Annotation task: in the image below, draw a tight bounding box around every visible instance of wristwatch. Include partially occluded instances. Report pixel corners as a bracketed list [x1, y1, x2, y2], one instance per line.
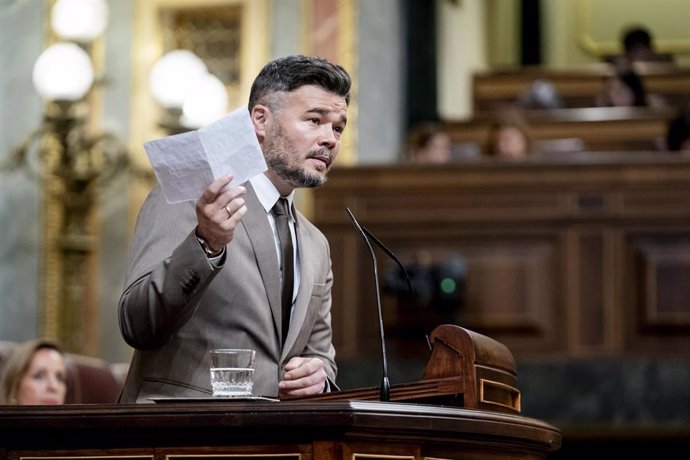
[196, 236, 224, 258]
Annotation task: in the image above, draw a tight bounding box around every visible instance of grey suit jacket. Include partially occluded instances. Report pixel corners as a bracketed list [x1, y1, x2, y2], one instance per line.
[117, 182, 336, 403]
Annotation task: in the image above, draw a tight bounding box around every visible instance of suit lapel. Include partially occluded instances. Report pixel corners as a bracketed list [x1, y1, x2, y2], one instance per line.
[241, 183, 282, 337]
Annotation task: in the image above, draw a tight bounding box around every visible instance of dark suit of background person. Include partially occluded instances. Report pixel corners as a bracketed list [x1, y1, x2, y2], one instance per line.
[117, 55, 351, 403]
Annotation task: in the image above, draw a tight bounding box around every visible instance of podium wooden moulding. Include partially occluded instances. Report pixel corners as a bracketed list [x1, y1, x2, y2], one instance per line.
[298, 324, 521, 414]
[0, 325, 560, 458]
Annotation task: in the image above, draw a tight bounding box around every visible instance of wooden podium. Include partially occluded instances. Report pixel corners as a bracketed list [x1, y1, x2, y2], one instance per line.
[298, 324, 522, 414]
[0, 400, 560, 458]
[0, 324, 560, 458]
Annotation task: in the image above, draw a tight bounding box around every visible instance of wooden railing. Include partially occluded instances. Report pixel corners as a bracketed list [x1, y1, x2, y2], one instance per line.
[472, 63, 690, 113]
[297, 324, 521, 415]
[0, 401, 561, 458]
[444, 106, 679, 154]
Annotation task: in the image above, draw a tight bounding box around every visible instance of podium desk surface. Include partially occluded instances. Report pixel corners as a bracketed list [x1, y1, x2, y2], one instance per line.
[0, 400, 560, 457]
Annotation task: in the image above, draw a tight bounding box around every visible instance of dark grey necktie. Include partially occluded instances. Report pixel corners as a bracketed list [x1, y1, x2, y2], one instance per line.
[273, 198, 294, 344]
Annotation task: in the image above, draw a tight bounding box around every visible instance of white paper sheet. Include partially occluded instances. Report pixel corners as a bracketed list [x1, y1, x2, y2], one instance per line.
[144, 107, 267, 203]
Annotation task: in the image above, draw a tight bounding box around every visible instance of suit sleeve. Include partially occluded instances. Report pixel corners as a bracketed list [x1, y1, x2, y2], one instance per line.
[118, 186, 223, 350]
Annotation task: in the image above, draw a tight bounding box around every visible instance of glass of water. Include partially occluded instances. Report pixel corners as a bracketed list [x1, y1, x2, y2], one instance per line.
[209, 348, 256, 398]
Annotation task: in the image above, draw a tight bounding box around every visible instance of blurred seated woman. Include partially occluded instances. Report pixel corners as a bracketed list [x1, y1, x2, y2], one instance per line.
[486, 112, 534, 160]
[406, 122, 453, 164]
[0, 338, 67, 405]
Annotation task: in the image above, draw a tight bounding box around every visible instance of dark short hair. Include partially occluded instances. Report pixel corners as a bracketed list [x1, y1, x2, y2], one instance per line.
[623, 26, 652, 52]
[248, 55, 351, 110]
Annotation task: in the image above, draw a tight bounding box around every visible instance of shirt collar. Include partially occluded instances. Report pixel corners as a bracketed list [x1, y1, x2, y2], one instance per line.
[249, 173, 295, 215]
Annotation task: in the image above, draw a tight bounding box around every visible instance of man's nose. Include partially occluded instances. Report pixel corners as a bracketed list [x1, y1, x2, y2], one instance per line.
[318, 125, 337, 147]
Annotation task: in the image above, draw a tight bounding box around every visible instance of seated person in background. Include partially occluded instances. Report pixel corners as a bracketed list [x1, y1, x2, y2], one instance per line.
[608, 25, 675, 67]
[596, 68, 666, 108]
[517, 78, 564, 110]
[666, 109, 690, 151]
[486, 112, 534, 160]
[0, 339, 67, 405]
[406, 122, 453, 164]
[596, 68, 647, 107]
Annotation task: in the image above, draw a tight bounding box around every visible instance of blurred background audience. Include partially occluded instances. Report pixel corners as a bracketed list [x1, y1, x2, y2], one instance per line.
[0, 339, 66, 405]
[486, 112, 534, 159]
[405, 122, 453, 164]
[517, 78, 564, 110]
[607, 25, 675, 67]
[595, 68, 665, 108]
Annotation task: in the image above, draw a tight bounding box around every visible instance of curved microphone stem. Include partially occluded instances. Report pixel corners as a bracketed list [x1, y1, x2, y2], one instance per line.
[370, 253, 391, 402]
[346, 208, 390, 402]
[361, 225, 432, 351]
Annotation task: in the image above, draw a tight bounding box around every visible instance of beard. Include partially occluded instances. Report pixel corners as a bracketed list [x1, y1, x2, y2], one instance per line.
[262, 119, 330, 189]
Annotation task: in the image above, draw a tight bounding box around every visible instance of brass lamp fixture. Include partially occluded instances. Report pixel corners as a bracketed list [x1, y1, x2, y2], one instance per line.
[1, 0, 143, 354]
[148, 49, 229, 134]
[2, 1, 230, 353]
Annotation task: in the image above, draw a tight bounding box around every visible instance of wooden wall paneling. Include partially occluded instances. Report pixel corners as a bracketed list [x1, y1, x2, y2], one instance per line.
[343, 441, 419, 459]
[352, 229, 565, 358]
[328, 230, 361, 360]
[575, 229, 607, 352]
[449, 234, 561, 350]
[311, 156, 690, 366]
[320, 188, 568, 360]
[625, 230, 690, 354]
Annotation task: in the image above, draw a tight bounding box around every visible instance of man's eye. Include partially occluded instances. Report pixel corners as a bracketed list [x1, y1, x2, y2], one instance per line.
[309, 118, 320, 124]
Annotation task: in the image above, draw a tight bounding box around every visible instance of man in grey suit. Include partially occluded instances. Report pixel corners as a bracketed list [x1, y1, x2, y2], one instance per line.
[117, 55, 351, 403]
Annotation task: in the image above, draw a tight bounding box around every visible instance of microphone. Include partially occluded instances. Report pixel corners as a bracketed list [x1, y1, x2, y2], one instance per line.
[359, 225, 432, 352]
[345, 207, 390, 402]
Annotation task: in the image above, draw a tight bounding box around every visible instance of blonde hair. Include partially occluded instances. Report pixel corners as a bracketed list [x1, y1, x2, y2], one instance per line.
[0, 339, 64, 404]
[406, 122, 452, 164]
[486, 111, 534, 157]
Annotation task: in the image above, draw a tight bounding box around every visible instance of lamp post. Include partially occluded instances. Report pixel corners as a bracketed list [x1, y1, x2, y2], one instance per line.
[148, 49, 229, 134]
[2, 0, 134, 354]
[3, 3, 229, 353]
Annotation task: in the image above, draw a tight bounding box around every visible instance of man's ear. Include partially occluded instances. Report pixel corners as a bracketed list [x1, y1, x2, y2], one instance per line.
[251, 105, 269, 142]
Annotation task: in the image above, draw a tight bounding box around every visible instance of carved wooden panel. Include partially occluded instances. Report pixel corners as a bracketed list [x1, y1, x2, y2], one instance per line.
[625, 233, 690, 353]
[311, 154, 690, 363]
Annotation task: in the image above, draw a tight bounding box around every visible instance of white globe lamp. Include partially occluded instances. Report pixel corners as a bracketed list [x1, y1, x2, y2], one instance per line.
[149, 50, 208, 109]
[32, 42, 95, 101]
[51, 0, 110, 42]
[181, 73, 229, 128]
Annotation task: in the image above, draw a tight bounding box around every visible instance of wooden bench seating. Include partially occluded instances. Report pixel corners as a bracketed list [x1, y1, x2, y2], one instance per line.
[473, 63, 690, 113]
[444, 106, 680, 154]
